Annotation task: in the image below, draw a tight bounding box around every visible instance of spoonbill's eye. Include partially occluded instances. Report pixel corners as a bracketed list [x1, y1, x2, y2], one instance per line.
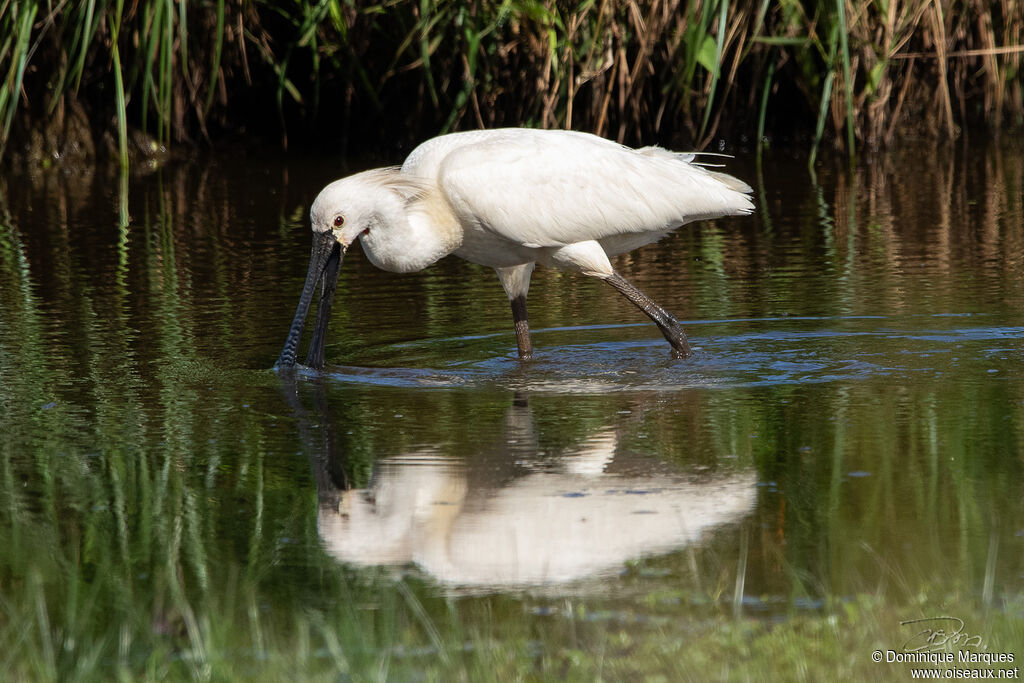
[333, 215, 344, 228]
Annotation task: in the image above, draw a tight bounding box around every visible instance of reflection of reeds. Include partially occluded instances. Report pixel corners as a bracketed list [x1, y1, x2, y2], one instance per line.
[1, 1, 1022, 164]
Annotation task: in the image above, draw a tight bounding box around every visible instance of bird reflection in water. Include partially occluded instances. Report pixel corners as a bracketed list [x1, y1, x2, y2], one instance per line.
[282, 379, 755, 590]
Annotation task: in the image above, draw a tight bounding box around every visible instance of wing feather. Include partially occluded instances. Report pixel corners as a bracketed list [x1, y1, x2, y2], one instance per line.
[433, 130, 753, 249]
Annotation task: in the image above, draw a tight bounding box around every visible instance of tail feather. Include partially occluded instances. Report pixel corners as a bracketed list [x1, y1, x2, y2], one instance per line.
[636, 145, 753, 196]
[703, 169, 753, 195]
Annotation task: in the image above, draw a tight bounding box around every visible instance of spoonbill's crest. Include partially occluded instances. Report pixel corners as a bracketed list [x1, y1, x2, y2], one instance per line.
[277, 128, 753, 369]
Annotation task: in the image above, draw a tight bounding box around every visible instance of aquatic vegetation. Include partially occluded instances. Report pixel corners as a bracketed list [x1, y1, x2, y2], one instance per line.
[0, 0, 1022, 166]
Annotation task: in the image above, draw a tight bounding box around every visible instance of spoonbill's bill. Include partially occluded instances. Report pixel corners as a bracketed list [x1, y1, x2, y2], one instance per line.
[276, 128, 753, 368]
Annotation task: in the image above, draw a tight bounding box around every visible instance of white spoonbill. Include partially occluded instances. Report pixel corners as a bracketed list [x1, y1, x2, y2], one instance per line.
[276, 128, 753, 368]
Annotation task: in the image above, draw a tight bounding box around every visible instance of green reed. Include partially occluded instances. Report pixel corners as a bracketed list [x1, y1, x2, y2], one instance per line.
[0, 2, 37, 149]
[1, 1, 1022, 165]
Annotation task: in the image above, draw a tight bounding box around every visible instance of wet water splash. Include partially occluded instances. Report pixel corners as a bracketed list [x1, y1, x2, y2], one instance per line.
[314, 315, 1024, 392]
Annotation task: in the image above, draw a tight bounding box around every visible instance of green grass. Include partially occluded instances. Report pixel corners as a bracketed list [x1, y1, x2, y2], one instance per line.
[1, 1, 1022, 166]
[2, 548, 1021, 682]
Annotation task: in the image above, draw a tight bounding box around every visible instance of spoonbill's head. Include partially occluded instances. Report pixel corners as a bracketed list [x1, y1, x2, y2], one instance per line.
[310, 174, 396, 247]
[275, 172, 395, 370]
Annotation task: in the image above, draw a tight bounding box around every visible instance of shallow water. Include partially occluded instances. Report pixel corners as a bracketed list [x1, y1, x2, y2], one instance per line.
[1, 142, 1022, 678]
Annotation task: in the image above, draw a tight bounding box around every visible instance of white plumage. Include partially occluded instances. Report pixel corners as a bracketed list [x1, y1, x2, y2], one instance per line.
[277, 128, 753, 368]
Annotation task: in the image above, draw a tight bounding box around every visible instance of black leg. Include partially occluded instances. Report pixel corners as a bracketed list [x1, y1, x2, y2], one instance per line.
[604, 271, 692, 358]
[510, 294, 533, 360]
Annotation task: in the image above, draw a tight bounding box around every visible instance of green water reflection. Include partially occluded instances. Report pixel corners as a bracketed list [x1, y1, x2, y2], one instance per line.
[0, 144, 1022, 679]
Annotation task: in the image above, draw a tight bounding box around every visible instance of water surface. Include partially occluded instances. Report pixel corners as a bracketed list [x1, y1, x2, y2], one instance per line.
[1, 143, 1022, 679]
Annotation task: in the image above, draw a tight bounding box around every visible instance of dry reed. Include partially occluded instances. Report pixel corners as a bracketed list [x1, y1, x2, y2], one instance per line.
[0, 0, 1021, 165]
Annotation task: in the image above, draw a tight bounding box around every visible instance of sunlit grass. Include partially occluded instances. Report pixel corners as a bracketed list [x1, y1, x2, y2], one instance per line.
[1, 1, 1022, 164]
[1, 547, 1020, 682]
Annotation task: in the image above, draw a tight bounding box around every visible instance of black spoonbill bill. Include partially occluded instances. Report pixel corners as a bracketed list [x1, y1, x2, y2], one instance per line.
[276, 128, 753, 368]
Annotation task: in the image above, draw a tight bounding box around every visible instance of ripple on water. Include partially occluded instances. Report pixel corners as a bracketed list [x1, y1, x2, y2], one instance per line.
[316, 315, 1024, 392]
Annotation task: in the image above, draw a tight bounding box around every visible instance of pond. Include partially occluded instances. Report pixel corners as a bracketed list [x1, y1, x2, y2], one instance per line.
[1, 140, 1022, 680]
